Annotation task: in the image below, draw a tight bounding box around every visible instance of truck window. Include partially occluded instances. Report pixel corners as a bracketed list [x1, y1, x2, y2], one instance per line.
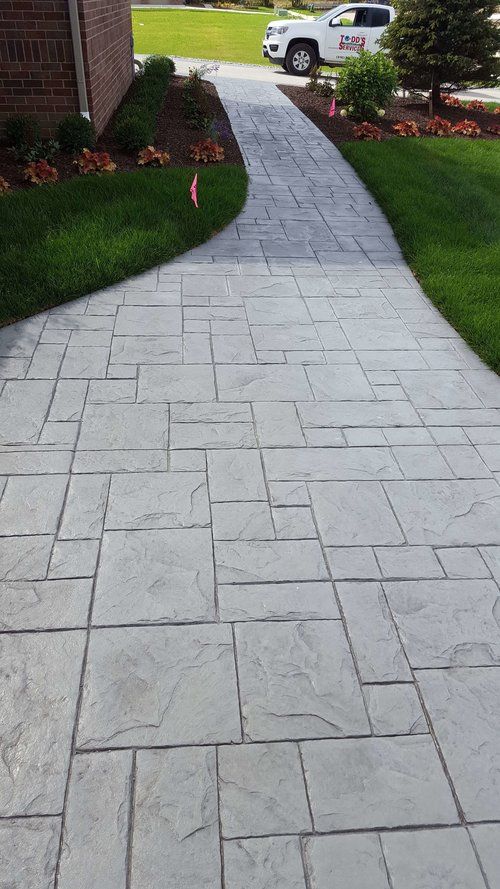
[354, 8, 370, 26]
[330, 9, 366, 27]
[369, 8, 391, 26]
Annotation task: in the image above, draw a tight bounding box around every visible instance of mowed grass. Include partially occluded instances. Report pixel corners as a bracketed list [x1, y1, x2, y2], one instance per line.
[340, 138, 500, 372]
[132, 8, 281, 65]
[0, 166, 247, 326]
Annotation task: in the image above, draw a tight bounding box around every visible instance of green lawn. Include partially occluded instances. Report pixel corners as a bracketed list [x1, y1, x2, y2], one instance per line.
[0, 166, 247, 326]
[340, 138, 500, 372]
[132, 8, 281, 65]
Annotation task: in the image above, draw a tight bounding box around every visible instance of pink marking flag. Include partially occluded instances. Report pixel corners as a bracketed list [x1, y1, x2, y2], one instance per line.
[190, 173, 198, 208]
[328, 97, 336, 118]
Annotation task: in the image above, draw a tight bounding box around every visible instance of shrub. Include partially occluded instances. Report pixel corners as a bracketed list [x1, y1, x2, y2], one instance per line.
[5, 114, 40, 149]
[353, 122, 383, 141]
[114, 112, 154, 152]
[74, 149, 117, 174]
[0, 176, 11, 195]
[466, 99, 486, 112]
[137, 146, 170, 166]
[336, 52, 398, 121]
[113, 55, 174, 150]
[23, 160, 58, 185]
[183, 67, 211, 129]
[306, 66, 335, 98]
[426, 116, 452, 136]
[190, 138, 225, 162]
[392, 120, 420, 137]
[441, 93, 462, 107]
[451, 119, 481, 137]
[57, 113, 96, 153]
[143, 55, 176, 79]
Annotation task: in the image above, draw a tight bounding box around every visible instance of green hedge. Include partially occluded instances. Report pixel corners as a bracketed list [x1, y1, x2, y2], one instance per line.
[113, 55, 175, 151]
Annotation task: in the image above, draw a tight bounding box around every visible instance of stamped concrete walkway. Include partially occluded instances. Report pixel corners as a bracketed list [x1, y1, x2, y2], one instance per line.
[1, 80, 500, 889]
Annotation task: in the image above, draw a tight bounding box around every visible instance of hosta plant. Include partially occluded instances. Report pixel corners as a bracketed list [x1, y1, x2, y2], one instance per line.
[23, 160, 58, 185]
[0, 176, 11, 195]
[137, 146, 170, 166]
[75, 149, 116, 175]
[190, 138, 225, 163]
[392, 120, 420, 137]
[425, 116, 452, 136]
[441, 93, 461, 107]
[466, 99, 486, 112]
[451, 119, 481, 137]
[353, 122, 383, 141]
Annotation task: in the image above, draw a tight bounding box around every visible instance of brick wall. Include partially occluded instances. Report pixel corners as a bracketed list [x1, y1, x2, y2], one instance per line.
[0, 0, 79, 135]
[78, 0, 133, 136]
[0, 0, 133, 137]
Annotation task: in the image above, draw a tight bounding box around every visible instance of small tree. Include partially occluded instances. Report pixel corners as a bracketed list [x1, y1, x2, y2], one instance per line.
[381, 0, 500, 113]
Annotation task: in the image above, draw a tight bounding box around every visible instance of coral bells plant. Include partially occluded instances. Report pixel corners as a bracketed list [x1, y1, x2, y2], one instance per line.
[392, 120, 420, 137]
[75, 149, 116, 175]
[190, 139, 225, 163]
[495, 107, 500, 114]
[451, 119, 481, 137]
[425, 116, 452, 136]
[137, 146, 170, 167]
[353, 122, 383, 141]
[23, 160, 58, 185]
[466, 99, 486, 112]
[0, 176, 11, 195]
[441, 93, 462, 107]
[487, 124, 500, 135]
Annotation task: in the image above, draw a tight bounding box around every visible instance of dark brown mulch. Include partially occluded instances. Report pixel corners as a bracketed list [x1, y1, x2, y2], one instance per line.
[0, 75, 243, 192]
[151, 76, 243, 166]
[279, 85, 500, 144]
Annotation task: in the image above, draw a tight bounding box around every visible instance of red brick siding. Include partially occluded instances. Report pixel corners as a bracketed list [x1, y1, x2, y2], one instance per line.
[0, 0, 133, 137]
[78, 0, 133, 135]
[0, 0, 79, 135]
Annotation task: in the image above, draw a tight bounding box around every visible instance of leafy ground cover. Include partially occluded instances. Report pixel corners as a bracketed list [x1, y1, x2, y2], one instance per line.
[132, 8, 281, 65]
[340, 138, 500, 372]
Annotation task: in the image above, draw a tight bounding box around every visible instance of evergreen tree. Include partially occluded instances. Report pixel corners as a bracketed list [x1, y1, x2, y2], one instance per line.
[381, 0, 500, 109]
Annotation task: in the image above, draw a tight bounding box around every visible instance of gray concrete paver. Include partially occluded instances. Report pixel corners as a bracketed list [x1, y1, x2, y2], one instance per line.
[1, 76, 499, 886]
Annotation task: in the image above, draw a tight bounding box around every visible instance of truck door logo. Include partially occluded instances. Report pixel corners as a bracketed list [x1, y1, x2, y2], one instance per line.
[339, 34, 366, 51]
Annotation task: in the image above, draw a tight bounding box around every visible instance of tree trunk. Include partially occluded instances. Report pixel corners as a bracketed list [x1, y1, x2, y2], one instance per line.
[429, 79, 440, 117]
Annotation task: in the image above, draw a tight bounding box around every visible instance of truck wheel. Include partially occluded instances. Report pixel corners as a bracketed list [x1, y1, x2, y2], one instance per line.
[285, 43, 317, 76]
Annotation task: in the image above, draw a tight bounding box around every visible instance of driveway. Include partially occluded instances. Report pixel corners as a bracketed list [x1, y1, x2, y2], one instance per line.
[1, 79, 499, 888]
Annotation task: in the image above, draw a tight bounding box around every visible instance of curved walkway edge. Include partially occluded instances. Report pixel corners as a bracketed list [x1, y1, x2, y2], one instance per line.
[1, 79, 500, 888]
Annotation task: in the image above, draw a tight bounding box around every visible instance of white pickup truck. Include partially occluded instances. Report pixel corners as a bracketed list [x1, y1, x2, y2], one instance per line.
[262, 3, 395, 76]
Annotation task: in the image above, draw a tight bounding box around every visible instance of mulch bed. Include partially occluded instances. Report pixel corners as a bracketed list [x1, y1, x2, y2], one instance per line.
[0, 75, 243, 192]
[279, 85, 500, 144]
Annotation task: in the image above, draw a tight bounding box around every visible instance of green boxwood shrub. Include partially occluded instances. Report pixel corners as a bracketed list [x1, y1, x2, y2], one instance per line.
[113, 113, 154, 152]
[57, 113, 96, 153]
[336, 51, 398, 121]
[113, 55, 174, 151]
[5, 114, 41, 149]
[143, 55, 176, 78]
